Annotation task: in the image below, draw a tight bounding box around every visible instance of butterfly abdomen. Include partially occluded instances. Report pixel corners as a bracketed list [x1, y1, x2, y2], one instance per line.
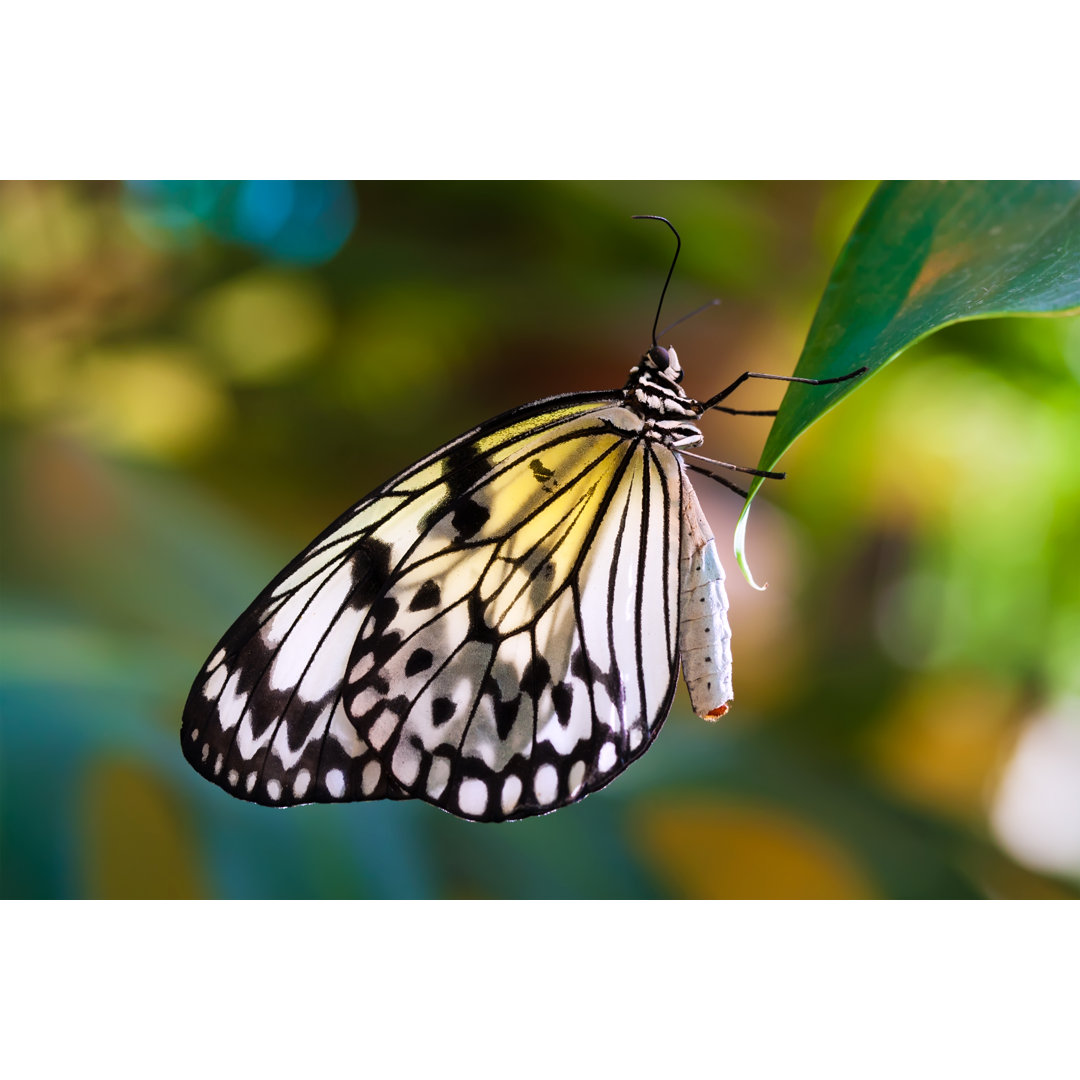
[676, 474, 733, 720]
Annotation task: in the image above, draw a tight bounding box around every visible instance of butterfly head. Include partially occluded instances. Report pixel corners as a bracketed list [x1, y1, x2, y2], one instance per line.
[643, 344, 684, 383]
[625, 344, 701, 441]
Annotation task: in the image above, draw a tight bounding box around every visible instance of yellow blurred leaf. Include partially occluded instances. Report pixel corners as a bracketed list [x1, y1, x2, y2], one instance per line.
[81, 759, 206, 899]
[634, 797, 876, 899]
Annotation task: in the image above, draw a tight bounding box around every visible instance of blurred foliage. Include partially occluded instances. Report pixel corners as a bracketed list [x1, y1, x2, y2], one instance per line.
[1, 180, 1078, 898]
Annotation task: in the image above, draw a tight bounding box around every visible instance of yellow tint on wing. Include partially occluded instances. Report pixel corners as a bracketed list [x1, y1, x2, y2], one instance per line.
[474, 400, 611, 454]
[396, 412, 641, 639]
[476, 432, 635, 634]
[479, 430, 625, 535]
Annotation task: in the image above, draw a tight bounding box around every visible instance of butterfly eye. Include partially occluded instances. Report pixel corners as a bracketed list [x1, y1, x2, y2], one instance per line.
[646, 345, 684, 382]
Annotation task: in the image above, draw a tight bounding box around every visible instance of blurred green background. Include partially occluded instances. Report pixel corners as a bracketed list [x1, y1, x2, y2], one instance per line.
[2, 180, 1078, 898]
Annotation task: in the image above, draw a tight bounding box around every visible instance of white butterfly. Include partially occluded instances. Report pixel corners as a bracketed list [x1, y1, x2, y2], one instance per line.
[181, 217, 852, 821]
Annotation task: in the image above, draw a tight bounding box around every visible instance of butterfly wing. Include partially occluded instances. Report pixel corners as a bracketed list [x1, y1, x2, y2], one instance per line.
[181, 392, 685, 820]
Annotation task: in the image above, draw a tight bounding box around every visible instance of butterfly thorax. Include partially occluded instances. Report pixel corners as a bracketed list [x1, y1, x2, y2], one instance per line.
[624, 345, 704, 449]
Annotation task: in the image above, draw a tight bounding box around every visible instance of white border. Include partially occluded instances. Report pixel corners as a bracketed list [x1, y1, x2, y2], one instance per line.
[3, 902, 1076, 1078]
[4, 3, 1077, 177]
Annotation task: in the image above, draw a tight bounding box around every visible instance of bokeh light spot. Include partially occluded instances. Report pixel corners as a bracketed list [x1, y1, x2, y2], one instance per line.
[868, 675, 1018, 818]
[191, 269, 333, 383]
[63, 344, 229, 461]
[125, 180, 357, 265]
[235, 180, 295, 244]
[991, 703, 1080, 877]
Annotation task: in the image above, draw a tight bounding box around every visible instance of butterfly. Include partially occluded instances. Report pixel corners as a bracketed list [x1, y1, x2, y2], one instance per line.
[181, 216, 858, 821]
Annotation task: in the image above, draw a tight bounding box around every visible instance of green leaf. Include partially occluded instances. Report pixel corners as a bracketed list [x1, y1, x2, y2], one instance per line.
[734, 180, 1080, 588]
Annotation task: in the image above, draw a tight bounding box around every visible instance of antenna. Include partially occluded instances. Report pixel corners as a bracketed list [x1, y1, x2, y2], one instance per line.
[632, 214, 681, 348]
[659, 297, 721, 338]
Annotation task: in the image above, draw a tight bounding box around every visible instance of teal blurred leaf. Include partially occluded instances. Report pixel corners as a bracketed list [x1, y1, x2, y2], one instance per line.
[126, 181, 357, 265]
[736, 180, 1080, 586]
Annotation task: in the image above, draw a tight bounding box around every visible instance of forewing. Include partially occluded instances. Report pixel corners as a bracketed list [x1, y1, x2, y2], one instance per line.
[180, 393, 620, 807]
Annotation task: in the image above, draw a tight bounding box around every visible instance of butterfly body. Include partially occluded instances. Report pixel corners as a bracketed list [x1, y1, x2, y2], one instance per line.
[182, 343, 733, 821]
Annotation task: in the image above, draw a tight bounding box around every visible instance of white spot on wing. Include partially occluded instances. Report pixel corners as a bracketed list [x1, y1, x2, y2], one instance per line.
[235, 712, 276, 761]
[263, 563, 334, 645]
[325, 768, 345, 798]
[293, 769, 311, 799]
[592, 685, 621, 732]
[598, 742, 616, 772]
[368, 707, 398, 750]
[296, 605, 366, 703]
[267, 561, 355, 692]
[349, 685, 382, 719]
[269, 706, 319, 772]
[349, 652, 375, 683]
[205, 648, 226, 673]
[458, 778, 488, 816]
[217, 670, 249, 733]
[537, 685, 591, 754]
[266, 779, 282, 801]
[227, 769, 239, 786]
[361, 760, 381, 795]
[534, 764, 558, 805]
[392, 741, 421, 786]
[202, 665, 227, 700]
[501, 775, 522, 815]
[427, 756, 450, 799]
[568, 760, 586, 796]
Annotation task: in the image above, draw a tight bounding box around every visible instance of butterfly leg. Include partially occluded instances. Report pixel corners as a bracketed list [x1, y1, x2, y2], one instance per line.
[696, 366, 867, 415]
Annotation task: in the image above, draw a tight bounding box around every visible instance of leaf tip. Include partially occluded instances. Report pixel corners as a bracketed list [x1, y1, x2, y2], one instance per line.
[734, 502, 767, 591]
